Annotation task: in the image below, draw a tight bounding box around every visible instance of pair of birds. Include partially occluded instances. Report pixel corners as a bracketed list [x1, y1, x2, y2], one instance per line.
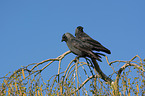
[61, 26, 111, 62]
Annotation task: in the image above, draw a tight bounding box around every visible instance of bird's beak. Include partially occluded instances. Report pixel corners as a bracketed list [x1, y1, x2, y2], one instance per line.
[61, 34, 66, 42]
[61, 38, 64, 42]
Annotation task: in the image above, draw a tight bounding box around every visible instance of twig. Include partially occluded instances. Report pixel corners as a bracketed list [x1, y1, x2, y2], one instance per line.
[72, 75, 97, 93]
[115, 62, 144, 94]
[30, 50, 71, 71]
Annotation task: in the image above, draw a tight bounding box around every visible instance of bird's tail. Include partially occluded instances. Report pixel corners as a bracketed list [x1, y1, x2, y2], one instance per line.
[101, 48, 111, 54]
[87, 51, 103, 62]
[93, 53, 102, 62]
[93, 46, 111, 54]
[95, 53, 106, 57]
[91, 58, 114, 84]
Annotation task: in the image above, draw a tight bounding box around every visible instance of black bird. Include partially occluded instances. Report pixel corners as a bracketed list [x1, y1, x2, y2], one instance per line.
[61, 32, 102, 62]
[75, 26, 111, 54]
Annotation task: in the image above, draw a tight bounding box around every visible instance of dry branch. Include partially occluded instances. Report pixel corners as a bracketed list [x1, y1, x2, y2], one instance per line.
[91, 58, 114, 84]
[0, 51, 144, 96]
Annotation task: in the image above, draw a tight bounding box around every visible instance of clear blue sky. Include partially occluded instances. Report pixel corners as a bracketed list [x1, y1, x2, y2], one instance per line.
[0, 0, 144, 87]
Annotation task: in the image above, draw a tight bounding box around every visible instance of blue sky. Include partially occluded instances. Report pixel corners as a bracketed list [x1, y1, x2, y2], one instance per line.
[0, 0, 144, 90]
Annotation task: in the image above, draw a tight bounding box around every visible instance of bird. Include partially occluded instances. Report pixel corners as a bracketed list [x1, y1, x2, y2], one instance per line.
[74, 28, 113, 83]
[75, 26, 111, 54]
[61, 32, 102, 62]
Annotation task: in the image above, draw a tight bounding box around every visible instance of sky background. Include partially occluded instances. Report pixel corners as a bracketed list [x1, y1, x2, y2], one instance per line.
[0, 0, 145, 93]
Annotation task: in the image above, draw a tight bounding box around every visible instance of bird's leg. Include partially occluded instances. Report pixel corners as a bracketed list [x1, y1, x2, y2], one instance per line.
[74, 56, 80, 63]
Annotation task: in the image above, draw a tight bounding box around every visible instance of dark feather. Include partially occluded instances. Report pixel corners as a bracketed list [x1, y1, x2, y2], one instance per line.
[62, 32, 102, 62]
[75, 26, 111, 54]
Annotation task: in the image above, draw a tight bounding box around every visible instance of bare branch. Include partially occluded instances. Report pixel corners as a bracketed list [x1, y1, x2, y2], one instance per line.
[91, 58, 114, 84]
[73, 75, 98, 93]
[114, 62, 144, 95]
[30, 50, 71, 71]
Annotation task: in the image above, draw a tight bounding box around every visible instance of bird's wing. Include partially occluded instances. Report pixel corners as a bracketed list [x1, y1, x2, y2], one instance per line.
[82, 38, 111, 54]
[70, 38, 102, 61]
[71, 38, 91, 51]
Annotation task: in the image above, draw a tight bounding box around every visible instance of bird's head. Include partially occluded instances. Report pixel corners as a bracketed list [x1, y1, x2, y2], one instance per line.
[75, 26, 84, 37]
[61, 32, 74, 42]
[61, 33, 67, 42]
[77, 26, 84, 32]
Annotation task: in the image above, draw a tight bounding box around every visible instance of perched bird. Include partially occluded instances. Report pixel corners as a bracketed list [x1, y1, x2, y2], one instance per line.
[75, 26, 111, 54]
[61, 32, 102, 62]
[74, 27, 113, 83]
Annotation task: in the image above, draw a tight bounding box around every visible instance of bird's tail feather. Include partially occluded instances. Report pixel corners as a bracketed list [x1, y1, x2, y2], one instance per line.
[93, 47, 111, 54]
[93, 53, 102, 62]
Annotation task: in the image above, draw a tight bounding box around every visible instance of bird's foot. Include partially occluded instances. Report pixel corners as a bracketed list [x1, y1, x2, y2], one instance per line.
[74, 56, 80, 63]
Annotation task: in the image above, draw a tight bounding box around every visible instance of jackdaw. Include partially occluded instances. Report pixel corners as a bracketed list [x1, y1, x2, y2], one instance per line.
[75, 26, 111, 54]
[61, 32, 102, 62]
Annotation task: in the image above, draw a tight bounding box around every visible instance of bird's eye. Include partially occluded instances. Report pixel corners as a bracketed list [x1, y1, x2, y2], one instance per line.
[62, 35, 68, 40]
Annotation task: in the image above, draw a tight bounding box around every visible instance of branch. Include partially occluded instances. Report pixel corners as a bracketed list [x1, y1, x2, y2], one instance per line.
[115, 62, 144, 94]
[73, 75, 98, 93]
[91, 58, 114, 84]
[30, 50, 71, 71]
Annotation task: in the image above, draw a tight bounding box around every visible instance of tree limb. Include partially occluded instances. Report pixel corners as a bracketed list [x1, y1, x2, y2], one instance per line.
[91, 58, 114, 84]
